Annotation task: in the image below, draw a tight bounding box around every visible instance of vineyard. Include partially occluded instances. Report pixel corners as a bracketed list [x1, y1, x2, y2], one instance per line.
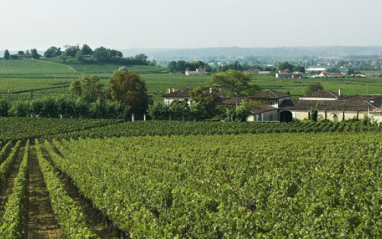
[0, 118, 382, 237]
[0, 117, 381, 142]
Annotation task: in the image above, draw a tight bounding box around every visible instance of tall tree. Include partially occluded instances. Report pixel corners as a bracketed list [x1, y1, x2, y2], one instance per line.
[3, 49, 10, 60]
[44, 46, 61, 57]
[93, 47, 110, 62]
[277, 61, 293, 72]
[69, 75, 104, 103]
[211, 70, 254, 97]
[30, 48, 40, 59]
[64, 45, 80, 57]
[81, 44, 92, 55]
[168, 61, 178, 73]
[108, 71, 149, 115]
[190, 86, 216, 119]
[305, 82, 324, 95]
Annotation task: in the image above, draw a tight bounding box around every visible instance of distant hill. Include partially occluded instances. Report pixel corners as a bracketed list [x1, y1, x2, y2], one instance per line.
[121, 46, 382, 61]
[2, 46, 382, 61]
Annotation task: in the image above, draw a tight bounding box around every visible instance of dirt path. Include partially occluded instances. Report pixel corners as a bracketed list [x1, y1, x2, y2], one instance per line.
[40, 144, 121, 239]
[25, 146, 63, 239]
[0, 146, 24, 217]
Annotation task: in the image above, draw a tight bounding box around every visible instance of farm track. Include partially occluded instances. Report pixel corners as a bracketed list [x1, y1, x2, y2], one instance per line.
[0, 146, 24, 217]
[40, 145, 119, 239]
[26, 146, 63, 239]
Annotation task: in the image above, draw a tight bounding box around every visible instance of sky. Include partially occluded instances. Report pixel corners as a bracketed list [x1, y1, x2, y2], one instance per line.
[1, 0, 381, 51]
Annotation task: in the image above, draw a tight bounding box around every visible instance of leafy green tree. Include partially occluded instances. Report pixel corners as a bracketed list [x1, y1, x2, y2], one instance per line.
[8, 101, 29, 117]
[81, 44, 92, 55]
[177, 60, 187, 73]
[134, 53, 148, 64]
[74, 98, 90, 118]
[64, 45, 80, 57]
[189, 102, 205, 121]
[169, 100, 189, 121]
[327, 66, 340, 73]
[277, 61, 294, 72]
[211, 70, 254, 97]
[168, 61, 178, 73]
[76, 51, 84, 62]
[235, 99, 251, 122]
[3, 49, 10, 60]
[56, 97, 75, 118]
[292, 65, 305, 73]
[69, 75, 104, 103]
[30, 48, 40, 59]
[93, 47, 110, 62]
[40, 97, 58, 117]
[347, 68, 355, 75]
[190, 86, 216, 119]
[108, 71, 149, 115]
[59, 52, 68, 63]
[44, 46, 61, 57]
[305, 82, 324, 95]
[148, 101, 170, 120]
[0, 99, 10, 116]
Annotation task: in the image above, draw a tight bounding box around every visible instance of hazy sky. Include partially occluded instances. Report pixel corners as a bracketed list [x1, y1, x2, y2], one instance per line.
[1, 0, 381, 51]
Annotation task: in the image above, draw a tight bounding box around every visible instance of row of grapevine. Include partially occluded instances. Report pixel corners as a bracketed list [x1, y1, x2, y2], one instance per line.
[0, 141, 29, 238]
[0, 118, 381, 141]
[0, 141, 21, 190]
[0, 117, 122, 142]
[45, 140, 148, 238]
[0, 141, 13, 163]
[35, 140, 98, 239]
[50, 133, 382, 238]
[57, 121, 382, 139]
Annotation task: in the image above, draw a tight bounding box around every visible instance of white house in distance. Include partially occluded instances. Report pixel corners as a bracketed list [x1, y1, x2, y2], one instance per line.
[185, 68, 208, 76]
[162, 88, 194, 105]
[275, 71, 304, 79]
[312, 72, 345, 78]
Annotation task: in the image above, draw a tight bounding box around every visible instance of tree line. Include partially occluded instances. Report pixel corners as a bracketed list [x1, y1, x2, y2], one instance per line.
[45, 44, 156, 65]
[3, 49, 41, 60]
[0, 70, 151, 120]
[0, 97, 130, 119]
[3, 44, 156, 66]
[167, 60, 255, 73]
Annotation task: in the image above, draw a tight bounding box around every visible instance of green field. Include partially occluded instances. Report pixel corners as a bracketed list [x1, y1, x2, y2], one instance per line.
[1, 58, 382, 102]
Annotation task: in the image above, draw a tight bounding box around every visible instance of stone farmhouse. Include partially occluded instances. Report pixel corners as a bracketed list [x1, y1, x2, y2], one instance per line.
[162, 88, 382, 122]
[162, 88, 194, 105]
[280, 90, 382, 122]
